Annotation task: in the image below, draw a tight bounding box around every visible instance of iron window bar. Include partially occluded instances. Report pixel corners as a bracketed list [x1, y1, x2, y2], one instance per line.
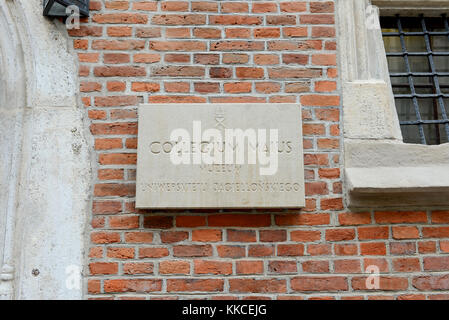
[387, 52, 449, 56]
[390, 72, 449, 77]
[383, 31, 449, 36]
[381, 15, 449, 145]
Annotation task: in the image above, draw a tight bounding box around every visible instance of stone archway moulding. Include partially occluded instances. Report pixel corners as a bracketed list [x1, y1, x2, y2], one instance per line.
[0, 0, 91, 300]
[337, 0, 449, 208]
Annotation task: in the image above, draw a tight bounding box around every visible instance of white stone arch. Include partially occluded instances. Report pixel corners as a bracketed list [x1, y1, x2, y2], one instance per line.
[0, 0, 91, 299]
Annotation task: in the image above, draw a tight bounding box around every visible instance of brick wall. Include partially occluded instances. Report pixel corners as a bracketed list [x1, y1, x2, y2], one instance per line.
[71, 0, 449, 300]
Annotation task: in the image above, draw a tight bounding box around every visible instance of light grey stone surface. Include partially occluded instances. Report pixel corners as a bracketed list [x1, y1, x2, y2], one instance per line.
[337, 0, 449, 209]
[136, 104, 305, 208]
[0, 0, 91, 300]
[372, 0, 449, 16]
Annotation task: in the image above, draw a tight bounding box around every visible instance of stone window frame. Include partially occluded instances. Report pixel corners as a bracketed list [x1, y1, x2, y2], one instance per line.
[337, 0, 449, 209]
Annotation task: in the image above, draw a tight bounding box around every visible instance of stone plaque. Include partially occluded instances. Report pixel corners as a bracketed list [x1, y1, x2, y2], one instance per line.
[136, 104, 305, 208]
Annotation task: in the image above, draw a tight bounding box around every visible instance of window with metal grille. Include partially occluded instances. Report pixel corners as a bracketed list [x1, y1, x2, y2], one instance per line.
[380, 15, 449, 145]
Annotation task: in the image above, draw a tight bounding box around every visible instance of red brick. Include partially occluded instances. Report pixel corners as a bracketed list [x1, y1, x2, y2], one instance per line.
[254, 27, 281, 38]
[143, 216, 173, 229]
[413, 275, 449, 290]
[192, 229, 222, 242]
[90, 262, 118, 275]
[123, 263, 154, 275]
[194, 82, 220, 93]
[224, 82, 252, 93]
[173, 245, 213, 257]
[109, 215, 139, 229]
[441, 241, 449, 253]
[194, 260, 232, 275]
[283, 27, 308, 37]
[300, 95, 340, 106]
[163, 82, 190, 93]
[252, 3, 278, 13]
[94, 66, 146, 77]
[150, 41, 206, 51]
[209, 214, 271, 227]
[275, 213, 330, 226]
[302, 260, 329, 273]
[165, 53, 190, 62]
[374, 211, 428, 224]
[422, 227, 449, 238]
[139, 247, 169, 258]
[269, 261, 297, 274]
[418, 241, 436, 254]
[393, 258, 421, 272]
[229, 279, 286, 293]
[91, 232, 120, 244]
[361, 242, 387, 256]
[432, 211, 449, 223]
[291, 277, 348, 292]
[307, 244, 332, 256]
[93, 201, 122, 214]
[94, 183, 136, 197]
[267, 15, 297, 25]
[210, 15, 262, 25]
[211, 41, 264, 51]
[88, 280, 101, 294]
[227, 229, 257, 242]
[310, 1, 335, 13]
[159, 261, 190, 275]
[424, 257, 449, 271]
[160, 231, 189, 243]
[125, 232, 154, 244]
[392, 226, 420, 240]
[153, 66, 204, 77]
[217, 245, 246, 258]
[254, 54, 279, 65]
[390, 242, 416, 255]
[334, 260, 361, 273]
[191, 1, 218, 12]
[280, 2, 307, 12]
[236, 67, 264, 79]
[133, 53, 160, 63]
[269, 68, 322, 79]
[312, 53, 337, 66]
[104, 279, 162, 293]
[152, 14, 206, 25]
[326, 229, 355, 241]
[277, 244, 304, 256]
[167, 279, 224, 292]
[226, 28, 250, 40]
[236, 261, 264, 274]
[259, 230, 287, 242]
[290, 230, 321, 242]
[161, 1, 189, 11]
[221, 2, 248, 13]
[175, 216, 206, 227]
[352, 277, 408, 291]
[249, 245, 275, 257]
[209, 67, 232, 79]
[107, 247, 135, 259]
[364, 258, 389, 272]
[300, 14, 335, 25]
[131, 82, 160, 92]
[358, 227, 389, 240]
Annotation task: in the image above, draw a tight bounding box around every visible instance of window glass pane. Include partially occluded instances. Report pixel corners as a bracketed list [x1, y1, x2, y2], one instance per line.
[386, 56, 406, 72]
[381, 16, 449, 145]
[396, 99, 417, 122]
[400, 125, 422, 144]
